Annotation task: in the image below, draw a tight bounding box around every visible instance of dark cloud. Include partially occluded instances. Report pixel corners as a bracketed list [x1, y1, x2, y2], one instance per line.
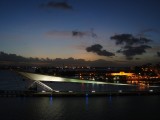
[72, 30, 87, 37]
[111, 33, 153, 60]
[110, 34, 152, 46]
[46, 29, 97, 38]
[86, 44, 115, 57]
[72, 29, 97, 38]
[118, 45, 152, 60]
[41, 1, 73, 10]
[157, 52, 160, 57]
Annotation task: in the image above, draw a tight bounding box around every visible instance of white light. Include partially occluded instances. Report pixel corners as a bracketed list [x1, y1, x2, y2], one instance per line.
[149, 89, 153, 92]
[55, 91, 60, 93]
[42, 90, 46, 93]
[92, 90, 96, 93]
[69, 91, 73, 93]
[118, 90, 122, 93]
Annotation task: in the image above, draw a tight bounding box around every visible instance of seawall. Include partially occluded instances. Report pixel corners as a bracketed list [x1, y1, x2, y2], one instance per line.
[0, 90, 160, 97]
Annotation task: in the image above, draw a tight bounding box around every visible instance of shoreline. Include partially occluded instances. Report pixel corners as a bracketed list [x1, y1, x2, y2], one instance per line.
[0, 90, 160, 97]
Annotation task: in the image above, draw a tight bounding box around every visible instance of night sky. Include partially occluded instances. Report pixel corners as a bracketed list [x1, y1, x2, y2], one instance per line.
[0, 0, 160, 66]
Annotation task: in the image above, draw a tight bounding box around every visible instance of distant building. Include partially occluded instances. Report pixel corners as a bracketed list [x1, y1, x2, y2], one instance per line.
[111, 71, 135, 77]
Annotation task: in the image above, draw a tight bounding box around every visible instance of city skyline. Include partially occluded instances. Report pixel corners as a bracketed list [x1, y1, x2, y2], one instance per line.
[0, 0, 160, 66]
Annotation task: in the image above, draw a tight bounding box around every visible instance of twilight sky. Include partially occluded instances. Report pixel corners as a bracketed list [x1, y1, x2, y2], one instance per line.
[0, 0, 160, 66]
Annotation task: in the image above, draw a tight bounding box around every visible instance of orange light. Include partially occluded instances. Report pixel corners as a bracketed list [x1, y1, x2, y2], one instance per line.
[111, 71, 134, 77]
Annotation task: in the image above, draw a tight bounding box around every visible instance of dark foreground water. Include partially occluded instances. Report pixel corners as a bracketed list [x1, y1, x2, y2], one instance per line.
[0, 96, 160, 120]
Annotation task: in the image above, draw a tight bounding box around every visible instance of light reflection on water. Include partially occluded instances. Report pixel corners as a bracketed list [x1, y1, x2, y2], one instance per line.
[0, 96, 160, 120]
[85, 95, 89, 111]
[109, 95, 112, 102]
[49, 96, 53, 105]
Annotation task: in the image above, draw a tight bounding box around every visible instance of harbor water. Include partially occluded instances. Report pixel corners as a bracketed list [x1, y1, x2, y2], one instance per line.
[0, 96, 160, 120]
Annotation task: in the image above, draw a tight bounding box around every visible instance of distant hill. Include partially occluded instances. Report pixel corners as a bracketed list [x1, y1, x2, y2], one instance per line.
[0, 51, 118, 67]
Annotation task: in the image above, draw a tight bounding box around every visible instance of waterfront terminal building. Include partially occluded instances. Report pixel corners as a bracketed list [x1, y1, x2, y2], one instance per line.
[0, 70, 159, 94]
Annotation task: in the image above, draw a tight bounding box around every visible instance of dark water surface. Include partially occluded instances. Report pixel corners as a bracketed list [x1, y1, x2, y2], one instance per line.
[0, 96, 160, 120]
